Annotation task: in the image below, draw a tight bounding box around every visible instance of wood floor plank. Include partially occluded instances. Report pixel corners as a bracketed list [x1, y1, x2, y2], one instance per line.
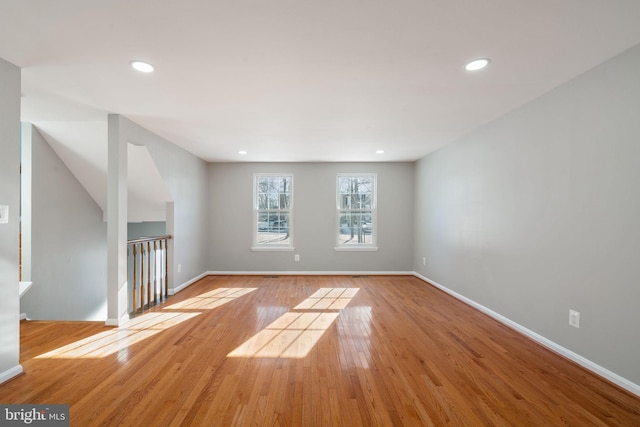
[1, 275, 639, 426]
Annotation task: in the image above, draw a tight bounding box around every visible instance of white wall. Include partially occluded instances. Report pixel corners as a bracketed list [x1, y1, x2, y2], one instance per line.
[209, 162, 414, 272]
[414, 44, 640, 387]
[0, 57, 21, 383]
[20, 125, 107, 320]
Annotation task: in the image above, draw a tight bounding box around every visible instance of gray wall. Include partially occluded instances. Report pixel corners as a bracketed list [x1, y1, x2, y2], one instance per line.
[114, 116, 209, 288]
[209, 162, 414, 272]
[414, 44, 640, 385]
[0, 57, 21, 382]
[20, 125, 108, 320]
[20, 123, 33, 282]
[128, 222, 166, 240]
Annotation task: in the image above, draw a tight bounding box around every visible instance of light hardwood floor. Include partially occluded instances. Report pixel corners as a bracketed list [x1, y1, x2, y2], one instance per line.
[1, 275, 639, 426]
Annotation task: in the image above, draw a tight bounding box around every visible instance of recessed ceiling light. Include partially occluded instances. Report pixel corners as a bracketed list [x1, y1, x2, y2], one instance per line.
[130, 60, 155, 73]
[376, 150, 385, 154]
[465, 58, 490, 71]
[238, 150, 247, 155]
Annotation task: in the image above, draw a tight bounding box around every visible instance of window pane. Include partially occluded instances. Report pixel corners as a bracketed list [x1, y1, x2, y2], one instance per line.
[338, 211, 372, 245]
[279, 177, 291, 193]
[353, 193, 363, 209]
[269, 212, 279, 229]
[269, 177, 279, 193]
[339, 193, 349, 209]
[258, 193, 268, 209]
[257, 211, 290, 245]
[357, 177, 371, 191]
[257, 178, 269, 193]
[268, 194, 279, 209]
[360, 193, 371, 209]
[258, 212, 270, 232]
[280, 193, 290, 209]
[338, 177, 350, 193]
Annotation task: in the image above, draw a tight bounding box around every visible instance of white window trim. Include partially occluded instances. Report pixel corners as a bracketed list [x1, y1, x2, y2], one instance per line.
[251, 246, 295, 252]
[251, 173, 294, 251]
[334, 173, 378, 251]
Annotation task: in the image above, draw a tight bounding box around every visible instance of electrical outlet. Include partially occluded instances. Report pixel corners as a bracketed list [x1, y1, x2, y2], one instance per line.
[294, 254, 300, 262]
[569, 309, 580, 328]
[178, 263, 182, 273]
[422, 257, 426, 265]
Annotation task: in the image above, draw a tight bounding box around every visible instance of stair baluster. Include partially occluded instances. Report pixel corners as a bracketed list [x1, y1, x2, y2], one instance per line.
[127, 235, 172, 315]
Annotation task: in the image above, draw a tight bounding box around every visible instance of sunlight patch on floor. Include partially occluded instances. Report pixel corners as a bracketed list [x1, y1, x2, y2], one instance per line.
[34, 287, 259, 359]
[164, 287, 257, 310]
[294, 288, 359, 310]
[228, 312, 339, 358]
[35, 312, 200, 359]
[229, 287, 359, 358]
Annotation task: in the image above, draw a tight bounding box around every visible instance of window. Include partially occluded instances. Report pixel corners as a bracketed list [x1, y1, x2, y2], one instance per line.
[253, 174, 293, 250]
[336, 174, 377, 250]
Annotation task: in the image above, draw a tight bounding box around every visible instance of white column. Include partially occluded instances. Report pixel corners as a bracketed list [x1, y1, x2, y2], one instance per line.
[106, 114, 129, 326]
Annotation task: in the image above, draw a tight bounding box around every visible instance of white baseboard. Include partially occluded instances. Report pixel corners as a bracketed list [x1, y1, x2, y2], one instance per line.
[170, 272, 210, 295]
[19, 313, 28, 321]
[105, 313, 130, 327]
[205, 271, 414, 276]
[0, 364, 23, 385]
[413, 272, 640, 398]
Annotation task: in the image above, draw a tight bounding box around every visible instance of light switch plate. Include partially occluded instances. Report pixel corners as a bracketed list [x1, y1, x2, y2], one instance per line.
[569, 309, 580, 328]
[0, 205, 8, 224]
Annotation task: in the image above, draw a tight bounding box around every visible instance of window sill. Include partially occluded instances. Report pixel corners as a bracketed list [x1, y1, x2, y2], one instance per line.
[251, 246, 295, 252]
[333, 246, 379, 252]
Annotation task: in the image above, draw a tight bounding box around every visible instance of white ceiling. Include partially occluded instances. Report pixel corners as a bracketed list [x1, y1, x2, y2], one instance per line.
[2, 0, 640, 164]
